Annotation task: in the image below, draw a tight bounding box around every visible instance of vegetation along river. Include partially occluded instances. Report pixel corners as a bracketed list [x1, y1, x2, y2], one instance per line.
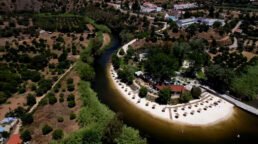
[93, 34, 258, 144]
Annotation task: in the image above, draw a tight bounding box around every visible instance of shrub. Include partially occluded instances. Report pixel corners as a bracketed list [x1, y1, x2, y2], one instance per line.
[139, 87, 148, 98]
[59, 97, 64, 103]
[180, 91, 193, 103]
[52, 129, 63, 140]
[42, 124, 53, 135]
[26, 94, 36, 106]
[57, 116, 64, 122]
[21, 130, 31, 142]
[39, 97, 48, 106]
[1, 131, 9, 138]
[68, 101, 75, 108]
[48, 95, 57, 105]
[156, 88, 171, 104]
[191, 87, 201, 99]
[70, 113, 76, 120]
[67, 94, 75, 101]
[67, 84, 75, 91]
[67, 78, 74, 84]
[119, 49, 125, 55]
[21, 113, 34, 125]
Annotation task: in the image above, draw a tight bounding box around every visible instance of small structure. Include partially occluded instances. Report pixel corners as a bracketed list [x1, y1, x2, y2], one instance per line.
[135, 71, 144, 77]
[141, 2, 162, 13]
[0, 126, 5, 133]
[174, 3, 198, 10]
[198, 18, 225, 26]
[164, 13, 178, 21]
[176, 17, 225, 28]
[39, 30, 46, 34]
[7, 134, 22, 144]
[0, 117, 16, 124]
[176, 17, 197, 28]
[182, 60, 193, 69]
[156, 85, 186, 95]
[139, 53, 148, 61]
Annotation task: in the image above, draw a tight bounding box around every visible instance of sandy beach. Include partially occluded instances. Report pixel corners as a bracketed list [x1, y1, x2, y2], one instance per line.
[109, 65, 234, 126]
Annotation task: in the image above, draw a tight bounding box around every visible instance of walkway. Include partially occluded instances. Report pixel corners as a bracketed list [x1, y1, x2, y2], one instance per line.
[117, 39, 138, 57]
[231, 21, 242, 34]
[155, 22, 169, 37]
[201, 86, 258, 116]
[229, 37, 238, 49]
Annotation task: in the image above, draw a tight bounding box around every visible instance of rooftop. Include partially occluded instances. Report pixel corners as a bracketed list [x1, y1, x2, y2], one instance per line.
[156, 85, 186, 92]
[7, 134, 22, 144]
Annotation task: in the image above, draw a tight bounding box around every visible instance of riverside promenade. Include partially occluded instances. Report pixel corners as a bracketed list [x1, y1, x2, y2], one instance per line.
[201, 86, 258, 116]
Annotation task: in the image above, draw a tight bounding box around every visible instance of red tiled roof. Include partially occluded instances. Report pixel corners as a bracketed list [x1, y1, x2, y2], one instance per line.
[7, 134, 22, 144]
[156, 85, 186, 92]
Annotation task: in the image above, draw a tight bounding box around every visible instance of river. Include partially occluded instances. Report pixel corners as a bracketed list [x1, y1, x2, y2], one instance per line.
[93, 34, 258, 144]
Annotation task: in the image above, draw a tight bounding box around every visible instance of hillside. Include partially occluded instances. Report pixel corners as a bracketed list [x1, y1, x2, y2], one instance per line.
[0, 0, 87, 13]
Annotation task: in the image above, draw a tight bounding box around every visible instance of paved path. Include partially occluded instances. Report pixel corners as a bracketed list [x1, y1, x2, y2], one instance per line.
[117, 39, 138, 57]
[232, 21, 242, 34]
[201, 86, 258, 116]
[155, 22, 169, 37]
[229, 37, 238, 49]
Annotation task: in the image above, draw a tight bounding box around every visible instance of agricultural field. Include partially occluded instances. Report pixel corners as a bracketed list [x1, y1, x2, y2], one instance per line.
[33, 14, 87, 32]
[23, 70, 82, 144]
[0, 14, 101, 120]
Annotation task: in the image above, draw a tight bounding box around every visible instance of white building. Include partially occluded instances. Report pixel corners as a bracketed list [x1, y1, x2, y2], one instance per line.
[174, 3, 198, 10]
[141, 2, 162, 13]
[176, 17, 197, 28]
[200, 18, 225, 26]
[176, 17, 225, 28]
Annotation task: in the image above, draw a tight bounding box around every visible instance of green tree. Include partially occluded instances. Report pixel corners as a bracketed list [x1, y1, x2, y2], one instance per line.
[67, 94, 75, 101]
[68, 101, 76, 108]
[231, 64, 258, 100]
[101, 114, 123, 144]
[26, 94, 36, 106]
[76, 61, 95, 81]
[132, 0, 141, 11]
[180, 91, 193, 103]
[21, 130, 32, 142]
[21, 113, 34, 125]
[117, 66, 135, 84]
[139, 87, 148, 98]
[42, 124, 53, 135]
[205, 64, 235, 92]
[145, 52, 179, 81]
[156, 88, 171, 104]
[70, 113, 76, 120]
[48, 93, 57, 105]
[191, 87, 202, 99]
[1, 131, 9, 138]
[52, 129, 64, 140]
[115, 126, 147, 144]
[186, 23, 198, 36]
[213, 21, 222, 29]
[112, 54, 122, 69]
